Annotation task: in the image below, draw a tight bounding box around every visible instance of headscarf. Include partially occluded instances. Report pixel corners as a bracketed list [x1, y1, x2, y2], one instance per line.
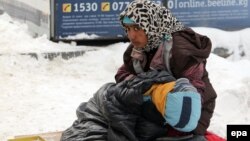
[120, 0, 184, 51]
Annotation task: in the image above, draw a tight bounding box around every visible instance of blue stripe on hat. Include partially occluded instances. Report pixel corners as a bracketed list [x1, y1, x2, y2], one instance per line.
[122, 16, 135, 24]
[165, 92, 183, 126]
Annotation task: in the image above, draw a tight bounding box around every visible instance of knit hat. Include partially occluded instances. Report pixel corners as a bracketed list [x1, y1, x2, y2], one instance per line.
[165, 91, 201, 132]
[144, 78, 201, 132]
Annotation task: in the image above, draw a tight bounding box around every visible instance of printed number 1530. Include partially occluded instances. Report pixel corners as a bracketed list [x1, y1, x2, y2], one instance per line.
[73, 2, 130, 12]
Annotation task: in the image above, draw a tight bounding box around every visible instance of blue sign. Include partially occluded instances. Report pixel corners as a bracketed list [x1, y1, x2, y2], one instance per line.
[53, 0, 161, 40]
[167, 0, 250, 29]
[53, 0, 250, 40]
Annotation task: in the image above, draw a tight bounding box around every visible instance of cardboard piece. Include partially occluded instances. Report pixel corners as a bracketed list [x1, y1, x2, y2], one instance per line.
[8, 131, 62, 141]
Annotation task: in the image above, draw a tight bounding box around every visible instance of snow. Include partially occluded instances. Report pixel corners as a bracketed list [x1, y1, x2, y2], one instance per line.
[1, 12, 250, 140]
[192, 27, 250, 61]
[60, 32, 100, 40]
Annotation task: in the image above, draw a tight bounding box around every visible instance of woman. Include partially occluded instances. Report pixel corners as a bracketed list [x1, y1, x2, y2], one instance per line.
[115, 0, 217, 140]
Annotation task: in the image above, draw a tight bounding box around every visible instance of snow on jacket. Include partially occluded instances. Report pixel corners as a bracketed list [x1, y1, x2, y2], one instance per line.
[61, 70, 176, 141]
[115, 27, 217, 135]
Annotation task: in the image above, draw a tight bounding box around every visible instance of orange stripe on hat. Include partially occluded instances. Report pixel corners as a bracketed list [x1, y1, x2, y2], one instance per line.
[144, 82, 176, 116]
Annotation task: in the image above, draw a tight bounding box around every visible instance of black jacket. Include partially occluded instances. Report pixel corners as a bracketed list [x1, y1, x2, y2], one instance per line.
[61, 70, 175, 141]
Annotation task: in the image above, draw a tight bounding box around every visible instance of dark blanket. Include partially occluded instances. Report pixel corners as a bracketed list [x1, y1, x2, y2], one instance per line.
[61, 70, 175, 141]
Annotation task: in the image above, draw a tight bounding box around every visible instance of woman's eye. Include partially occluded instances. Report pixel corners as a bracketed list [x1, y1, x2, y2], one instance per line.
[134, 27, 140, 31]
[125, 27, 130, 31]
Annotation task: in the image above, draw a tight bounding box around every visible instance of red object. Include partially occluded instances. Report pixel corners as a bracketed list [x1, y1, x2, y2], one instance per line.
[205, 131, 226, 141]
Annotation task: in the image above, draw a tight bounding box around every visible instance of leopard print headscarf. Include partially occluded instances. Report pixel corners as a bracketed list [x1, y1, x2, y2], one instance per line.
[120, 0, 184, 51]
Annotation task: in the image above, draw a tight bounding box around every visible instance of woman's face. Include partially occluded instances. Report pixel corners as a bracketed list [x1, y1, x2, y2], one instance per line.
[124, 24, 148, 48]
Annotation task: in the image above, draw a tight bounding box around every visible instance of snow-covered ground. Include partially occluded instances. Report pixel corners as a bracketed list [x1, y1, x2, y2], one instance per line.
[0, 13, 250, 140]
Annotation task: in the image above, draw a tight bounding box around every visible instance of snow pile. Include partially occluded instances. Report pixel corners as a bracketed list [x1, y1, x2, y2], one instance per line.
[1, 13, 250, 140]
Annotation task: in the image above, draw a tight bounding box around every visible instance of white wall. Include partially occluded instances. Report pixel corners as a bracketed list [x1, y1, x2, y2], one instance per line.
[0, 0, 51, 38]
[0, 0, 50, 13]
